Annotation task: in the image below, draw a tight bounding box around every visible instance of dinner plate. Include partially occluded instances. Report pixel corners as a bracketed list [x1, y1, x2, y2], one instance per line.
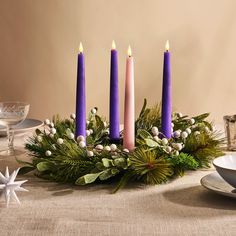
[0, 118, 43, 136]
[201, 172, 236, 199]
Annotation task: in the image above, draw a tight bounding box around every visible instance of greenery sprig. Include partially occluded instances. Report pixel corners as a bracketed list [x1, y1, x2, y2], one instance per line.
[20, 99, 224, 192]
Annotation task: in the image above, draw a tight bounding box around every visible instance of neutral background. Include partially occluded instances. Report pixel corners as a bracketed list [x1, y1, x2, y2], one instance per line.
[0, 0, 235, 124]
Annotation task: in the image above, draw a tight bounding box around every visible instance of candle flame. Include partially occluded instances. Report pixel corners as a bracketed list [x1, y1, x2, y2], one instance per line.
[79, 42, 83, 53]
[112, 40, 116, 50]
[127, 45, 132, 57]
[165, 40, 170, 51]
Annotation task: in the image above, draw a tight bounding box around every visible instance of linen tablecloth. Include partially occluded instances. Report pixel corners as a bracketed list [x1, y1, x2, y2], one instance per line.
[0, 133, 236, 236]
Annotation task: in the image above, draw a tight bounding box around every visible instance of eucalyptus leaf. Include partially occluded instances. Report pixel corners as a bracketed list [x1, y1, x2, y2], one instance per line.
[76, 172, 102, 185]
[111, 168, 119, 175]
[37, 162, 54, 172]
[99, 169, 112, 180]
[137, 129, 152, 139]
[96, 162, 105, 171]
[102, 158, 114, 168]
[99, 168, 119, 180]
[114, 158, 127, 168]
[145, 138, 158, 148]
[193, 113, 209, 121]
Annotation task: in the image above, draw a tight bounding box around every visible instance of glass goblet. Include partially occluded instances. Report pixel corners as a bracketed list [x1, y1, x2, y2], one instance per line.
[0, 102, 30, 156]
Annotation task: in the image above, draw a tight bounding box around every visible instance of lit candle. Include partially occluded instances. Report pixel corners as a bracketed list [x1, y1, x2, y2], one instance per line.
[75, 42, 86, 139]
[161, 40, 172, 138]
[109, 40, 120, 142]
[123, 46, 135, 150]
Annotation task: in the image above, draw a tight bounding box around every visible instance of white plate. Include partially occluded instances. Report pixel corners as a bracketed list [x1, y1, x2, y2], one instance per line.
[201, 172, 236, 199]
[0, 118, 43, 136]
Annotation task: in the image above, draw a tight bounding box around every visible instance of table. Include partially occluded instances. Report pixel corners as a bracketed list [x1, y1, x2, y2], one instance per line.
[0, 133, 236, 236]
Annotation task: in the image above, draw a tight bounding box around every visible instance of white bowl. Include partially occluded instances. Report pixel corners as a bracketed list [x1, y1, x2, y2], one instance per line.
[213, 155, 236, 188]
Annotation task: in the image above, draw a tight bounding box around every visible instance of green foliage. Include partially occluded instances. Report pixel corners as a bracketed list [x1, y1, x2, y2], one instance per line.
[169, 153, 199, 176]
[129, 148, 173, 184]
[22, 99, 224, 193]
[76, 172, 103, 185]
[183, 132, 224, 168]
[135, 99, 161, 132]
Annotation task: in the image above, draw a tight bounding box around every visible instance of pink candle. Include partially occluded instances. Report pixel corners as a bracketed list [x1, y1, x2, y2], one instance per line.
[123, 46, 135, 151]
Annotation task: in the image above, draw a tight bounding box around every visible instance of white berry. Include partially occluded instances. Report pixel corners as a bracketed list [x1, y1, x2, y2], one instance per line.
[68, 133, 75, 139]
[44, 119, 50, 125]
[186, 128, 191, 135]
[45, 150, 52, 156]
[86, 130, 91, 136]
[153, 136, 159, 142]
[194, 131, 200, 136]
[104, 146, 111, 151]
[96, 144, 103, 150]
[79, 141, 86, 148]
[151, 126, 159, 136]
[57, 138, 64, 145]
[181, 131, 188, 139]
[89, 129, 93, 134]
[174, 151, 180, 156]
[173, 130, 181, 138]
[49, 133, 54, 138]
[70, 113, 76, 119]
[66, 128, 71, 134]
[86, 120, 90, 125]
[37, 135, 43, 142]
[110, 144, 117, 151]
[173, 143, 183, 151]
[77, 135, 85, 142]
[87, 150, 94, 157]
[190, 118, 195, 125]
[165, 146, 172, 153]
[177, 112, 183, 118]
[162, 138, 168, 145]
[51, 128, 56, 134]
[91, 108, 97, 114]
[49, 122, 54, 128]
[123, 148, 129, 153]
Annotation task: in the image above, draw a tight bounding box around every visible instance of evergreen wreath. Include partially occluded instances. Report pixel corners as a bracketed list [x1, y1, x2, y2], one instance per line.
[19, 99, 224, 192]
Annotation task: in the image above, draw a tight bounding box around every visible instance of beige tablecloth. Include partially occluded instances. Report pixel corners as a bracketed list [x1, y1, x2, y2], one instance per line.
[0, 133, 236, 236]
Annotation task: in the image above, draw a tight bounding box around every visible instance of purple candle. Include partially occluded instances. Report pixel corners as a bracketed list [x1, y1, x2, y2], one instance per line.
[161, 40, 172, 139]
[75, 42, 86, 139]
[109, 40, 120, 141]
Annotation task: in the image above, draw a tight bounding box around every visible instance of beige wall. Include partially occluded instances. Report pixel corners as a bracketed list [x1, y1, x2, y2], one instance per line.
[0, 0, 236, 124]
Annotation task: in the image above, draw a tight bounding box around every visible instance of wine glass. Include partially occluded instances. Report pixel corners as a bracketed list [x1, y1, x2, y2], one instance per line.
[0, 102, 30, 156]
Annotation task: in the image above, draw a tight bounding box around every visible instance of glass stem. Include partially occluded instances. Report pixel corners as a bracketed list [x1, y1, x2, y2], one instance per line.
[6, 125, 14, 155]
